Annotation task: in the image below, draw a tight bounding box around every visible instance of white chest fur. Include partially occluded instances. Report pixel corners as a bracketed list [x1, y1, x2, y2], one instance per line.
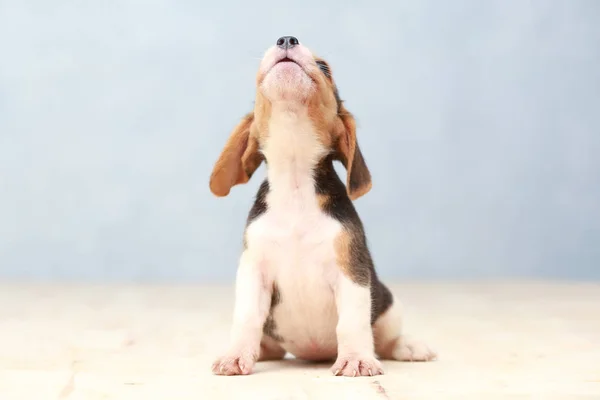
[244, 106, 343, 359]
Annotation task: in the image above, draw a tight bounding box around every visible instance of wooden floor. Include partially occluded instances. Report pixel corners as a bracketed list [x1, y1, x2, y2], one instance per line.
[0, 282, 599, 399]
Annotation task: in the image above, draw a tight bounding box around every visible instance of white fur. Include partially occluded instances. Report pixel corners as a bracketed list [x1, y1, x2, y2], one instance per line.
[210, 250, 271, 376]
[329, 273, 383, 376]
[246, 104, 344, 360]
[334, 274, 375, 356]
[229, 250, 270, 346]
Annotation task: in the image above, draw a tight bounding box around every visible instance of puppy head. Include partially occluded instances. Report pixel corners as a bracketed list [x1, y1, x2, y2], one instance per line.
[209, 36, 371, 200]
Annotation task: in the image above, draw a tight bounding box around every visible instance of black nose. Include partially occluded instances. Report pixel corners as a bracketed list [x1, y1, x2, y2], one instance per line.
[276, 36, 299, 50]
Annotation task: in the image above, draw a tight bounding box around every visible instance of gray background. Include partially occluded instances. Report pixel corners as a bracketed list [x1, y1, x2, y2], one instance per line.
[1, 1, 599, 282]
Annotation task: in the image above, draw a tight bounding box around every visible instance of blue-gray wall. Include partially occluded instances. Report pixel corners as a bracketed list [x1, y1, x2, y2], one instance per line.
[1, 1, 599, 282]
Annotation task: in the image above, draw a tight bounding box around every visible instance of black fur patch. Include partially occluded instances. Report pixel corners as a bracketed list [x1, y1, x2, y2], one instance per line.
[314, 155, 393, 324]
[263, 283, 284, 341]
[316, 60, 331, 79]
[243, 180, 269, 248]
[246, 180, 269, 226]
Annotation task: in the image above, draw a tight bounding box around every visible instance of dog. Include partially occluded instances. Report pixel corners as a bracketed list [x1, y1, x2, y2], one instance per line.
[209, 36, 436, 377]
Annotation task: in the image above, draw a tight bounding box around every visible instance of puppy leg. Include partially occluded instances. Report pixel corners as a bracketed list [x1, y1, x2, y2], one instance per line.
[330, 275, 384, 377]
[258, 336, 286, 361]
[212, 251, 271, 375]
[373, 297, 437, 362]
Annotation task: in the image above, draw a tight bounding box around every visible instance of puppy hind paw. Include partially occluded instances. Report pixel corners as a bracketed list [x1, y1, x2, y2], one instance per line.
[212, 349, 258, 376]
[397, 338, 437, 362]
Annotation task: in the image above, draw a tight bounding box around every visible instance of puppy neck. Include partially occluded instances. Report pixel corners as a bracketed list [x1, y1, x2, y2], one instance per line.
[261, 103, 328, 201]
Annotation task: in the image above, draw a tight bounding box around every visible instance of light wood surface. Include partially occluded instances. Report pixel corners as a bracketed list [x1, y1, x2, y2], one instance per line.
[1, 282, 599, 399]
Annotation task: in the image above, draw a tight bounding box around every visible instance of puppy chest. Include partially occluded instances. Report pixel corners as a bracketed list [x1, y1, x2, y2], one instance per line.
[247, 208, 342, 267]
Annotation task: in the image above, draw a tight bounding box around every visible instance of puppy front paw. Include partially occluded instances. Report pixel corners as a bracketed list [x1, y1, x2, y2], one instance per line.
[211, 348, 258, 376]
[331, 353, 384, 377]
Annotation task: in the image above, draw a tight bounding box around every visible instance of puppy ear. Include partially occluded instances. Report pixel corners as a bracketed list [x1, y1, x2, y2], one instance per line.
[209, 112, 263, 197]
[335, 105, 372, 200]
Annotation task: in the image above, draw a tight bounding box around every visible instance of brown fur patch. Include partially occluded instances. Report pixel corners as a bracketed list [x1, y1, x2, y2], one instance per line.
[316, 193, 330, 209]
[305, 64, 339, 149]
[305, 54, 373, 201]
[334, 229, 370, 286]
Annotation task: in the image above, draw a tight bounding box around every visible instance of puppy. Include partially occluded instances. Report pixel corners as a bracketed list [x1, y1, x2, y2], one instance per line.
[209, 36, 436, 377]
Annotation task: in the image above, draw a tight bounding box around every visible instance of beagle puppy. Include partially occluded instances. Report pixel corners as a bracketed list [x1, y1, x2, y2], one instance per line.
[209, 36, 436, 377]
